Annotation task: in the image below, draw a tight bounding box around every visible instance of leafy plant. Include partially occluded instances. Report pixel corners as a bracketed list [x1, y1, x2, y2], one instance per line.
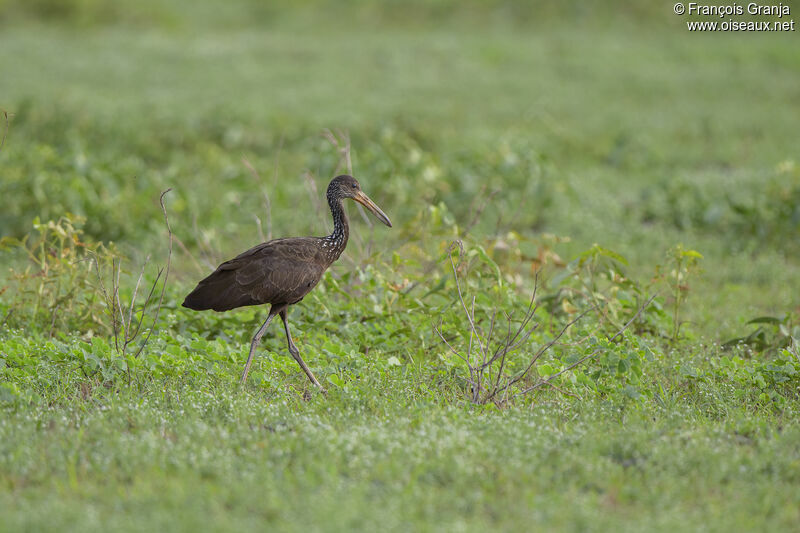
[723, 313, 800, 354]
[90, 189, 174, 383]
[639, 162, 800, 250]
[0, 191, 173, 385]
[435, 240, 654, 405]
[0, 214, 121, 336]
[545, 243, 667, 339]
[652, 244, 703, 342]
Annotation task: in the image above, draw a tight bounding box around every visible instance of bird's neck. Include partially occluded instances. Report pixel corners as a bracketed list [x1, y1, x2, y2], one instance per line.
[323, 195, 349, 260]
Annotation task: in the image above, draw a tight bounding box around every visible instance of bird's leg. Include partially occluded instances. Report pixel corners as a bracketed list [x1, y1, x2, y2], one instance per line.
[280, 309, 325, 392]
[240, 306, 279, 384]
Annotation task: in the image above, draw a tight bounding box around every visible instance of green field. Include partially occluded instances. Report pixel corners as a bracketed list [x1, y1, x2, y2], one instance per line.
[1, 1, 799, 531]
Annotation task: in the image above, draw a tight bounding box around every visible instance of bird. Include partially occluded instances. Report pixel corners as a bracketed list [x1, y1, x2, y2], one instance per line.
[182, 174, 392, 390]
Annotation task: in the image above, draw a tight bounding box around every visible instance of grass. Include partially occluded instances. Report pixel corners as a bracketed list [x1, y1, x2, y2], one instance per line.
[2, 329, 799, 531]
[2, 382, 799, 532]
[1, 1, 800, 530]
[2, 15, 797, 335]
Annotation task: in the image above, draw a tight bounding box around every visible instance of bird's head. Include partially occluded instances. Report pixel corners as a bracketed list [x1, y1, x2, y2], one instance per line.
[329, 175, 392, 227]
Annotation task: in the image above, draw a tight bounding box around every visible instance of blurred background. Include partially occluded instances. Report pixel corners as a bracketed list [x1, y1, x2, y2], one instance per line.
[1, 0, 798, 339]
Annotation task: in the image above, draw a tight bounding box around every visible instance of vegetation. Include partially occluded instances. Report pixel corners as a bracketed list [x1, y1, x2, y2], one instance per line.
[1, 1, 799, 531]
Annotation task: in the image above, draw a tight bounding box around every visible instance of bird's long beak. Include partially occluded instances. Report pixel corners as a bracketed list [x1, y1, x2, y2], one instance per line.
[353, 191, 392, 227]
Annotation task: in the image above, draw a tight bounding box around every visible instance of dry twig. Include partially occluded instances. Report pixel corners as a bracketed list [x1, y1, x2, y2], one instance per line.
[132, 189, 173, 359]
[89, 189, 173, 376]
[0, 109, 9, 153]
[242, 155, 273, 242]
[436, 239, 655, 405]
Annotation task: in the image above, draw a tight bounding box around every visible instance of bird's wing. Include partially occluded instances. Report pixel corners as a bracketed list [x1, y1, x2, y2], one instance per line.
[223, 239, 327, 305]
[183, 238, 328, 311]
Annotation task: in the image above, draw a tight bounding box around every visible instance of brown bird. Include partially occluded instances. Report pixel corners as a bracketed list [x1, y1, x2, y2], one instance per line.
[182, 175, 392, 389]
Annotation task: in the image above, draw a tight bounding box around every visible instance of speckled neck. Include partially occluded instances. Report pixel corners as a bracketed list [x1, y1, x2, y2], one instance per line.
[321, 191, 349, 262]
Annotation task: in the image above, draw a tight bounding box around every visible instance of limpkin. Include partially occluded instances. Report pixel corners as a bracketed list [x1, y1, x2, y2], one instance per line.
[182, 175, 392, 389]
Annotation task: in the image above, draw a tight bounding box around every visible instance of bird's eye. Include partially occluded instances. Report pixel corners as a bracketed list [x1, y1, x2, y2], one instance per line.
[351, 183, 357, 189]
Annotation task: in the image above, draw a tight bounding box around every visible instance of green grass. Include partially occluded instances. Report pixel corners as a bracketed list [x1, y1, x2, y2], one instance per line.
[2, 326, 799, 532]
[1, 1, 800, 530]
[2, 382, 799, 532]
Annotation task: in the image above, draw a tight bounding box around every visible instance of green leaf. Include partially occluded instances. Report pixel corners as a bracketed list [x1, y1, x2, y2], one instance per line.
[472, 245, 503, 285]
[581, 244, 629, 265]
[327, 374, 344, 388]
[550, 265, 576, 287]
[596, 246, 629, 265]
[642, 345, 656, 361]
[0, 236, 23, 250]
[681, 249, 703, 259]
[746, 316, 781, 325]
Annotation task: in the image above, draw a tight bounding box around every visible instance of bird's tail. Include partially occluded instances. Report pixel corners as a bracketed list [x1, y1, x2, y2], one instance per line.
[182, 269, 256, 312]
